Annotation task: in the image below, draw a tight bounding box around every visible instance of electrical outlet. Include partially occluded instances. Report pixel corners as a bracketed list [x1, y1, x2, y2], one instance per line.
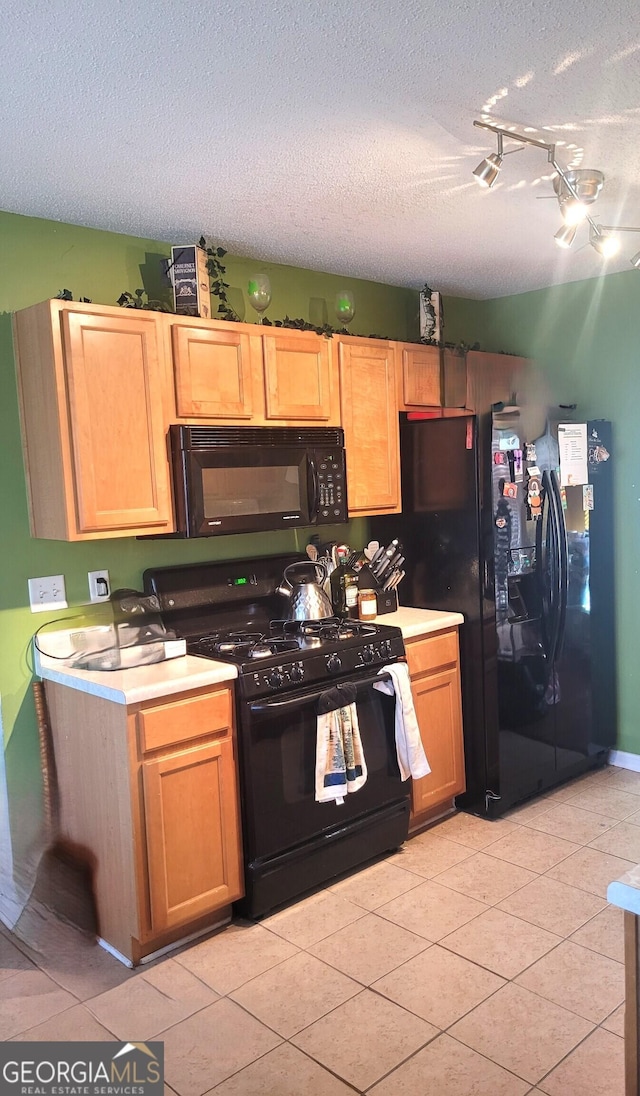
[88, 569, 111, 602]
[28, 575, 68, 613]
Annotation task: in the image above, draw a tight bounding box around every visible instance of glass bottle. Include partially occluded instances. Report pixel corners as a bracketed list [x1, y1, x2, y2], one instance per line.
[330, 547, 359, 618]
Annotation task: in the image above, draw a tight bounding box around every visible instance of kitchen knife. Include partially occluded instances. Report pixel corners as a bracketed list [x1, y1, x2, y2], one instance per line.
[368, 545, 387, 570]
[371, 540, 400, 579]
[374, 551, 404, 584]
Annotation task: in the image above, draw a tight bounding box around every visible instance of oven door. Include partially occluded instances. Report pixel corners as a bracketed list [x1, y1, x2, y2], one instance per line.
[181, 443, 314, 536]
[238, 670, 409, 864]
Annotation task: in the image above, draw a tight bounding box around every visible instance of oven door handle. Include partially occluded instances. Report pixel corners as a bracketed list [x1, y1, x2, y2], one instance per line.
[249, 671, 392, 714]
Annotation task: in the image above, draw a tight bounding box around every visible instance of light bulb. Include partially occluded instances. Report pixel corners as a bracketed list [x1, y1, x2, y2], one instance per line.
[560, 197, 588, 225]
[591, 233, 620, 259]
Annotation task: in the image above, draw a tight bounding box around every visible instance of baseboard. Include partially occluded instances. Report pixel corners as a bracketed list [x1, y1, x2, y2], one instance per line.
[609, 750, 640, 772]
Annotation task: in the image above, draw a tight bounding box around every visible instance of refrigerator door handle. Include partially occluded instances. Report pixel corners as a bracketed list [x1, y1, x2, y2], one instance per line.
[538, 473, 557, 662]
[543, 468, 564, 667]
[549, 469, 569, 659]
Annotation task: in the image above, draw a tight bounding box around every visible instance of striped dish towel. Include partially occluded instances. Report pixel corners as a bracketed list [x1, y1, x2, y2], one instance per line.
[315, 683, 368, 804]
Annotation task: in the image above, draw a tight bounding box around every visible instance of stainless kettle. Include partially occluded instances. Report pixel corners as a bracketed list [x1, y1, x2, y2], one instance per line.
[276, 562, 334, 620]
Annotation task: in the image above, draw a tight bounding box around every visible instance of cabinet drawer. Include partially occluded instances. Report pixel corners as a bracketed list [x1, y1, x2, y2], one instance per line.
[405, 630, 458, 676]
[138, 689, 233, 753]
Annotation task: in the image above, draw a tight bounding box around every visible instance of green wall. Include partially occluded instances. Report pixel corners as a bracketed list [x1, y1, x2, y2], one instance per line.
[0, 209, 419, 880]
[446, 272, 640, 755]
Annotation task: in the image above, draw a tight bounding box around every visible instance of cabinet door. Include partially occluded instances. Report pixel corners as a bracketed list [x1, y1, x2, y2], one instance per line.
[410, 666, 465, 816]
[398, 344, 442, 408]
[142, 737, 243, 932]
[172, 323, 255, 419]
[338, 339, 401, 514]
[62, 309, 172, 534]
[262, 330, 333, 421]
[465, 351, 529, 413]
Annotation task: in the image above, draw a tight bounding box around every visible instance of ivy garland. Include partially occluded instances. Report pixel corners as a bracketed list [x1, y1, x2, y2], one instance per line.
[63, 240, 478, 351]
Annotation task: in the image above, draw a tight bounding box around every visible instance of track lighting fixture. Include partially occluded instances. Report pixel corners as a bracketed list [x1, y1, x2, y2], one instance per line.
[589, 227, 620, 259]
[591, 225, 640, 264]
[472, 133, 503, 188]
[554, 223, 577, 249]
[472, 119, 640, 269]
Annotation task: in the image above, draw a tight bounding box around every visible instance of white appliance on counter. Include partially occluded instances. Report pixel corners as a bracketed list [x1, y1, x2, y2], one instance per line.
[34, 590, 186, 672]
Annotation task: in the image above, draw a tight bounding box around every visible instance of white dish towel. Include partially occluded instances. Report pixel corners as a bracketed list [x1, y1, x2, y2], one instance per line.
[373, 662, 431, 781]
[315, 683, 368, 805]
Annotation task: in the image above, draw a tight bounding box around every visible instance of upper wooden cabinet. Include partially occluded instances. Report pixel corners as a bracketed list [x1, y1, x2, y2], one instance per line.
[338, 336, 401, 516]
[168, 316, 338, 426]
[171, 321, 257, 419]
[397, 343, 442, 409]
[13, 300, 174, 540]
[465, 350, 529, 413]
[262, 329, 333, 421]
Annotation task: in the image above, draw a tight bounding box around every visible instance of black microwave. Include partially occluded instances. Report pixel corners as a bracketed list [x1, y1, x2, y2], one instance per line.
[170, 425, 349, 537]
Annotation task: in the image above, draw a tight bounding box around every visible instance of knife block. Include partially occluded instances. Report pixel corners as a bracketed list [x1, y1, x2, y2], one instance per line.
[357, 564, 399, 616]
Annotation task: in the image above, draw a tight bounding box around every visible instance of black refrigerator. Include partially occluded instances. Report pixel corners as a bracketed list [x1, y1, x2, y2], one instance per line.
[375, 411, 616, 818]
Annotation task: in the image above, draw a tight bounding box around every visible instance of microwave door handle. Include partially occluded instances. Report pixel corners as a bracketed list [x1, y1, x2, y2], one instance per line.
[249, 671, 392, 715]
[308, 454, 320, 514]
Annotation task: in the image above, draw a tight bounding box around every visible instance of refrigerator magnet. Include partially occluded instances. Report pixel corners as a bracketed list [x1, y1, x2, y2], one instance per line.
[503, 481, 519, 499]
[527, 473, 542, 518]
[583, 484, 594, 510]
[525, 442, 537, 462]
[513, 450, 524, 481]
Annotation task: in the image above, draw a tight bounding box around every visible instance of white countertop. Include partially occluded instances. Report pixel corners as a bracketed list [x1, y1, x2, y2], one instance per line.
[607, 864, 640, 915]
[35, 648, 237, 705]
[380, 606, 464, 637]
[34, 605, 462, 705]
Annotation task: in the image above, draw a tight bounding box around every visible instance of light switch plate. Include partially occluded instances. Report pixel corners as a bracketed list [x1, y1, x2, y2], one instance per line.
[28, 575, 68, 613]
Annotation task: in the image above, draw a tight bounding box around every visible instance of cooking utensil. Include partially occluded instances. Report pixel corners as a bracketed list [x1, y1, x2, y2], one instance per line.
[306, 544, 319, 562]
[276, 561, 334, 620]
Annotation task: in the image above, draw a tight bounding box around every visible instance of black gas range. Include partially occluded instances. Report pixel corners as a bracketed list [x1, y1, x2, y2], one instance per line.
[144, 553, 410, 918]
[187, 617, 406, 700]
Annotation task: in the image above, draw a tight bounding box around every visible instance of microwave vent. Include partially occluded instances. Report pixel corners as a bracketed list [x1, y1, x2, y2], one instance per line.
[174, 425, 345, 449]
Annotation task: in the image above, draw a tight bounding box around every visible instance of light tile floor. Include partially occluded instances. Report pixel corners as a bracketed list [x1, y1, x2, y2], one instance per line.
[2, 763, 637, 1094]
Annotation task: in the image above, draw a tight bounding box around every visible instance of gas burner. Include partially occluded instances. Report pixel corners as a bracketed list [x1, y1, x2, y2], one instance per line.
[336, 621, 377, 640]
[293, 619, 378, 643]
[249, 639, 300, 659]
[217, 631, 264, 653]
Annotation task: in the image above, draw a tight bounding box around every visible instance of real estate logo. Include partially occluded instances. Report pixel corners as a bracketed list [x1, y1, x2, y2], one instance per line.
[0, 1041, 164, 1095]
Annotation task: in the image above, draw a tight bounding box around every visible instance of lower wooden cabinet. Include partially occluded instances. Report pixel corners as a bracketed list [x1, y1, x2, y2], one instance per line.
[142, 736, 242, 933]
[405, 628, 465, 822]
[45, 681, 243, 965]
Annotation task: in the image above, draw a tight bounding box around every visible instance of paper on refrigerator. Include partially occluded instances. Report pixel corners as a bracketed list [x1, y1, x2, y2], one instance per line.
[558, 423, 588, 487]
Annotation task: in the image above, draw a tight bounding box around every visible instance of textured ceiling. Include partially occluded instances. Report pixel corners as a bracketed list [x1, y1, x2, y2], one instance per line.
[2, 1, 640, 298]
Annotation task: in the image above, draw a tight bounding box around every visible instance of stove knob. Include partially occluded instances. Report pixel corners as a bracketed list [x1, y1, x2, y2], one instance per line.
[326, 653, 342, 674]
[290, 664, 304, 682]
[361, 647, 374, 664]
[266, 670, 283, 689]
